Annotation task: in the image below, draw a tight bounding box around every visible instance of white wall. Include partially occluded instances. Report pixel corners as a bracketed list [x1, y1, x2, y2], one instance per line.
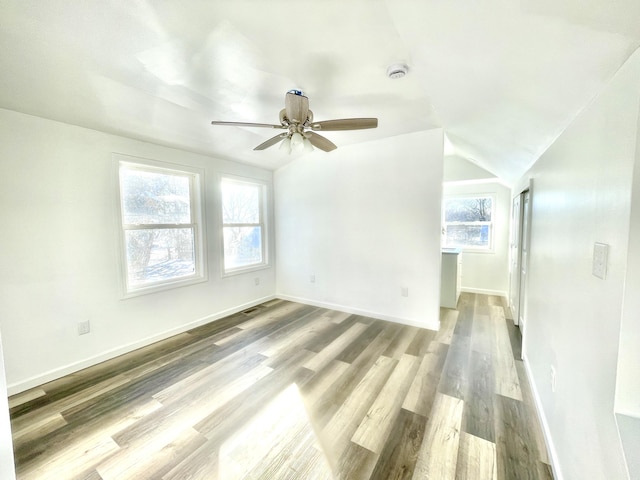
[614, 83, 640, 478]
[517, 49, 640, 480]
[616, 84, 640, 414]
[443, 155, 497, 182]
[442, 181, 511, 296]
[0, 109, 276, 393]
[617, 131, 640, 413]
[275, 130, 443, 329]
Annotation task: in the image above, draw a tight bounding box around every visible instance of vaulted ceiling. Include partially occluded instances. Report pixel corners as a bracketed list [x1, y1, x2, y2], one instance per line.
[2, 1, 639, 184]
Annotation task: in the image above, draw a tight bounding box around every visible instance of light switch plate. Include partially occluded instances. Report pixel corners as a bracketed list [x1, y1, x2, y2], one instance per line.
[592, 242, 608, 279]
[78, 320, 90, 335]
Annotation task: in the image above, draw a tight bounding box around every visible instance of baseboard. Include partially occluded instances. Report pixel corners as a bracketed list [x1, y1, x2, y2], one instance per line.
[460, 287, 508, 297]
[7, 295, 276, 396]
[275, 294, 440, 331]
[522, 353, 564, 480]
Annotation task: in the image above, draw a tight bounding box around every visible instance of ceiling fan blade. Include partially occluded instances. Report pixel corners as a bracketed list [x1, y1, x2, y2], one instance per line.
[253, 133, 287, 151]
[211, 121, 285, 129]
[307, 132, 337, 152]
[285, 92, 309, 124]
[310, 118, 378, 131]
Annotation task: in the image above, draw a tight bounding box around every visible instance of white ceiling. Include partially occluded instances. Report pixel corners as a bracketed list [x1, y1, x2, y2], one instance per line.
[1, 0, 639, 184]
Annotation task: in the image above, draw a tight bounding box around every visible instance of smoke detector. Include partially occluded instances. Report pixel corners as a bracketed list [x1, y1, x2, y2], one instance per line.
[387, 64, 409, 79]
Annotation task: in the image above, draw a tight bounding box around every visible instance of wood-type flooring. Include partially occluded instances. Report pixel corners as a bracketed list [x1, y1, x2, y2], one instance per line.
[9, 293, 554, 479]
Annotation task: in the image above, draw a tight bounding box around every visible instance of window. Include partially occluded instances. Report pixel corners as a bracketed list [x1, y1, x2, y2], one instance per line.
[117, 156, 205, 295]
[221, 176, 267, 274]
[443, 195, 494, 251]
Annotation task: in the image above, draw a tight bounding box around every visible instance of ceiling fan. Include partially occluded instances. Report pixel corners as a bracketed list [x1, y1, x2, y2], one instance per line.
[211, 90, 378, 153]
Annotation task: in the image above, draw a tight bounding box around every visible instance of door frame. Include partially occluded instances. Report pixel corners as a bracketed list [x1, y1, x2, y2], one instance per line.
[509, 180, 533, 348]
[0, 327, 16, 480]
[509, 193, 523, 326]
[518, 189, 531, 335]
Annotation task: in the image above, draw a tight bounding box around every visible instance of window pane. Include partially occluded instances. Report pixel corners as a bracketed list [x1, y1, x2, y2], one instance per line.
[223, 226, 263, 269]
[445, 224, 490, 248]
[125, 228, 195, 286]
[444, 197, 492, 222]
[120, 168, 191, 224]
[221, 181, 260, 224]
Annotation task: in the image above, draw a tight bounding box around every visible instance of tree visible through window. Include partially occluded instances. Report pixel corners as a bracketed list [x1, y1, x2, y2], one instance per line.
[118, 159, 204, 294]
[221, 177, 266, 272]
[443, 195, 494, 250]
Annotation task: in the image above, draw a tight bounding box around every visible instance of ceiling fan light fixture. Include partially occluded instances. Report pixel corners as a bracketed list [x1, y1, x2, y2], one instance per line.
[290, 132, 305, 153]
[387, 63, 409, 79]
[279, 136, 292, 153]
[303, 137, 314, 153]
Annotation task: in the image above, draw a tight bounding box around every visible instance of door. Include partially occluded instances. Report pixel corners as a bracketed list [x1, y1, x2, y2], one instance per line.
[518, 190, 531, 335]
[509, 194, 523, 325]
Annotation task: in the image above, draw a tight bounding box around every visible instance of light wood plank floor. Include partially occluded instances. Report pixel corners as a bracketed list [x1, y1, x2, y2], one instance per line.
[9, 293, 554, 479]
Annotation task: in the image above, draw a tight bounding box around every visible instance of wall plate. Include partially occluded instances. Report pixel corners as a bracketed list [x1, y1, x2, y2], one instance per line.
[592, 242, 608, 280]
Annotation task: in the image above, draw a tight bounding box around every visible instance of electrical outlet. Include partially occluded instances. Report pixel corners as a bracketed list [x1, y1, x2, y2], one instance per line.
[401, 287, 409, 297]
[78, 320, 90, 336]
[550, 365, 556, 393]
[254, 277, 260, 286]
[310, 274, 315, 283]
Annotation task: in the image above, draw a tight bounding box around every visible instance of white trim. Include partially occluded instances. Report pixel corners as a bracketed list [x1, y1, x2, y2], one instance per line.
[114, 153, 208, 298]
[222, 263, 272, 278]
[275, 294, 440, 331]
[219, 174, 270, 276]
[522, 353, 565, 480]
[8, 294, 437, 395]
[442, 193, 496, 253]
[0, 330, 16, 480]
[460, 287, 508, 297]
[7, 295, 276, 396]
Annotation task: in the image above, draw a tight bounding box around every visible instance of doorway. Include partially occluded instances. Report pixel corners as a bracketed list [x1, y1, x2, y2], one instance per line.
[509, 188, 531, 339]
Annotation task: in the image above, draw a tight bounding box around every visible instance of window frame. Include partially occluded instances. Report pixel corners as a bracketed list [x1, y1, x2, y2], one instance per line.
[442, 193, 496, 253]
[219, 174, 269, 276]
[115, 154, 207, 297]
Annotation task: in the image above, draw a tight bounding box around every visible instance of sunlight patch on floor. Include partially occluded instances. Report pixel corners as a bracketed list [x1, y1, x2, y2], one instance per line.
[219, 383, 335, 479]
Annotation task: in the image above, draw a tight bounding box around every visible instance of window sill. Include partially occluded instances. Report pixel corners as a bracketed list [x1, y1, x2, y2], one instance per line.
[222, 263, 271, 278]
[459, 248, 495, 254]
[122, 275, 207, 299]
[442, 245, 495, 254]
